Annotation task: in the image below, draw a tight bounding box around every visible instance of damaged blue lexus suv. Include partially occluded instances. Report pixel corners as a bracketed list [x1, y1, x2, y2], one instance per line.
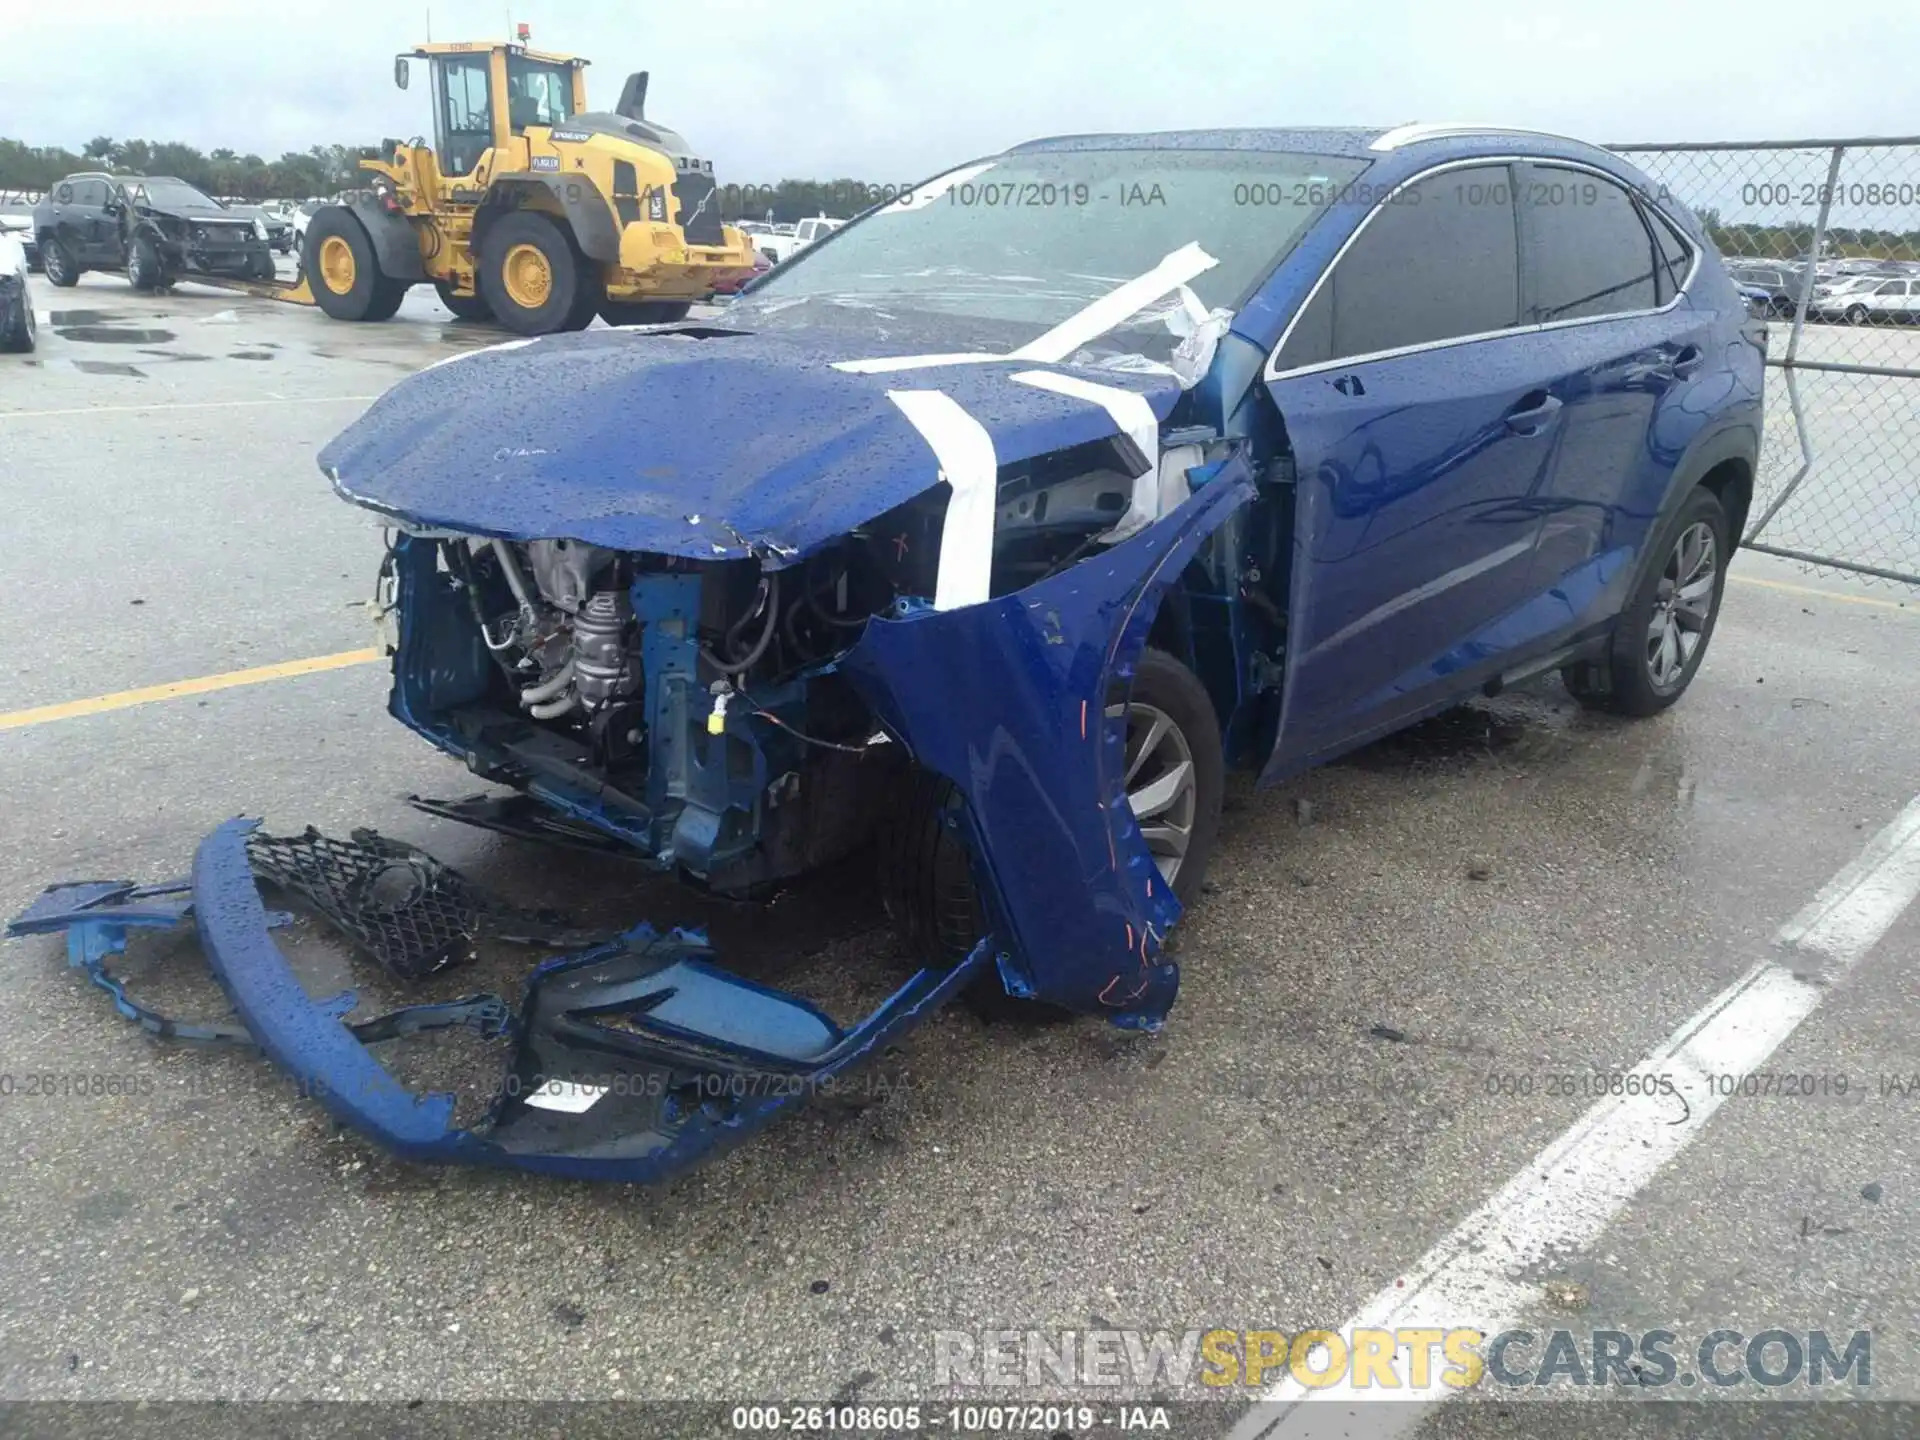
[13, 124, 1765, 1181]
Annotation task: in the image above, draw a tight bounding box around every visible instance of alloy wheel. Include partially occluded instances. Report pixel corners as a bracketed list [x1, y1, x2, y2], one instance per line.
[1646, 521, 1718, 691]
[1105, 701, 1197, 884]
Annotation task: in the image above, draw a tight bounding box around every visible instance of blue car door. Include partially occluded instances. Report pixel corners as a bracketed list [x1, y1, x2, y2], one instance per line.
[1261, 163, 1567, 778]
[1512, 162, 1709, 627]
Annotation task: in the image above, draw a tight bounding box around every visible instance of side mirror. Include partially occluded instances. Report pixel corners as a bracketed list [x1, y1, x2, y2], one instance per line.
[394, 56, 410, 90]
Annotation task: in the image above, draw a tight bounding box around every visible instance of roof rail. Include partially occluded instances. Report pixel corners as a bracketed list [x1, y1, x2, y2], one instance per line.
[1369, 122, 1587, 152]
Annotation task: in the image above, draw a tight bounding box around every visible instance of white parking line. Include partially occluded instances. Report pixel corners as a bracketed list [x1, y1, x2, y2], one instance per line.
[0, 395, 378, 420]
[1229, 792, 1920, 1440]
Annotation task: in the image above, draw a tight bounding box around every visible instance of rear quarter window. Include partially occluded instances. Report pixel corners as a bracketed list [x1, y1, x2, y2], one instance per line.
[1519, 164, 1662, 321]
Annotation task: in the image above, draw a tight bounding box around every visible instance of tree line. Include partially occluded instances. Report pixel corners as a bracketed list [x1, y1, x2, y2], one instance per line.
[0, 136, 893, 223]
[1695, 209, 1920, 263]
[0, 137, 380, 200]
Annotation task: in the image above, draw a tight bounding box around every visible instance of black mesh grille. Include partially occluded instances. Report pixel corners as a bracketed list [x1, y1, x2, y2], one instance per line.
[673, 171, 722, 246]
[244, 827, 600, 983]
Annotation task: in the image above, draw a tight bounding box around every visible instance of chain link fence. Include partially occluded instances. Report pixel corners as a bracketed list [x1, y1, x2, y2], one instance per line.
[1610, 137, 1920, 586]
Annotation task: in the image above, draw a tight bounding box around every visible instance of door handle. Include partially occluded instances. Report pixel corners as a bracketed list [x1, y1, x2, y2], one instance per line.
[1672, 344, 1706, 377]
[1504, 392, 1563, 435]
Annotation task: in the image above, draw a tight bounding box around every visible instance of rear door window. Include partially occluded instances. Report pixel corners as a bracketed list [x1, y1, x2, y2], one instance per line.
[1519, 164, 1662, 322]
[1274, 163, 1521, 371]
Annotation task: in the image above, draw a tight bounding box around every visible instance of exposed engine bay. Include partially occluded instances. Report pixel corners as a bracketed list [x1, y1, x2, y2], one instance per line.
[389, 426, 1215, 898]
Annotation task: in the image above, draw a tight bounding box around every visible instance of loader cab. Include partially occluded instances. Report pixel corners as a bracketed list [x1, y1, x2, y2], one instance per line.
[434, 54, 494, 177]
[397, 42, 591, 180]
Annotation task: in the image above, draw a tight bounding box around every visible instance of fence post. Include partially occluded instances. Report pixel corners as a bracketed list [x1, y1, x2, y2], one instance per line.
[1784, 144, 1846, 365]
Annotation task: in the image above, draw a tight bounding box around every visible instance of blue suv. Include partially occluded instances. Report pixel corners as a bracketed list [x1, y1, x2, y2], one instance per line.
[65, 123, 1758, 1180]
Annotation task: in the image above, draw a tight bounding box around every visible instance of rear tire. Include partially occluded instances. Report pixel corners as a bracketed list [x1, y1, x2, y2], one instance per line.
[599, 299, 691, 327]
[434, 281, 493, 322]
[1563, 485, 1730, 717]
[303, 209, 394, 322]
[480, 211, 591, 335]
[882, 647, 1223, 1021]
[40, 236, 79, 287]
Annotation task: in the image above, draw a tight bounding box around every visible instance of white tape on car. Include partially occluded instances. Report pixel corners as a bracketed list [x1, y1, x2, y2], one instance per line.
[887, 389, 999, 610]
[1011, 241, 1220, 364]
[832, 353, 1011, 375]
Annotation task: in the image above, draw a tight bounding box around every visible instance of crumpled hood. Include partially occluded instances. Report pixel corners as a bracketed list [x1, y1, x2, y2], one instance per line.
[318, 325, 1185, 562]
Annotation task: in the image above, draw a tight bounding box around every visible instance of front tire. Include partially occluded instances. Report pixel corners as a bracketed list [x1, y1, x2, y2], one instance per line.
[40, 236, 80, 287]
[1563, 485, 1730, 717]
[599, 299, 691, 327]
[883, 647, 1223, 1019]
[1846, 304, 1870, 326]
[303, 209, 405, 321]
[480, 211, 594, 335]
[127, 235, 168, 292]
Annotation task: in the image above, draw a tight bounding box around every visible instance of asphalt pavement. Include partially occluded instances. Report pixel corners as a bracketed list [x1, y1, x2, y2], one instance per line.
[0, 269, 1916, 1440]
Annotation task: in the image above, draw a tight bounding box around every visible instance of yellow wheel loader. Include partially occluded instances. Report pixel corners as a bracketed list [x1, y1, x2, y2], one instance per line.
[299, 38, 755, 334]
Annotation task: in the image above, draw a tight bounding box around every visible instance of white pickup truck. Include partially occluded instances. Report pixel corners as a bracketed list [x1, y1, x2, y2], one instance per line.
[743, 215, 844, 265]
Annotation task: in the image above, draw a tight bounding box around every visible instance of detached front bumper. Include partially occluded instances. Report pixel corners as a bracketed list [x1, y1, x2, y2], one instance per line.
[9, 819, 988, 1181]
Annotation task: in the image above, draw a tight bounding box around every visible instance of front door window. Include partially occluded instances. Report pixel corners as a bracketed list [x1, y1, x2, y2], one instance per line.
[437, 58, 493, 176]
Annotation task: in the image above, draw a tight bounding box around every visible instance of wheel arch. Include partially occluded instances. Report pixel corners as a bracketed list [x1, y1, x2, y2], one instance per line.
[475, 175, 619, 266]
[1630, 420, 1759, 598]
[331, 200, 425, 283]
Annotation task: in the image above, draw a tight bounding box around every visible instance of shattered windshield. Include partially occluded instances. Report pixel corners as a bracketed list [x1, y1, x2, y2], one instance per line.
[733, 148, 1369, 357]
[128, 177, 221, 210]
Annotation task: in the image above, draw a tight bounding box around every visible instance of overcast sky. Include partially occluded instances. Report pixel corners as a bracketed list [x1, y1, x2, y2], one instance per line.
[4, 0, 1918, 182]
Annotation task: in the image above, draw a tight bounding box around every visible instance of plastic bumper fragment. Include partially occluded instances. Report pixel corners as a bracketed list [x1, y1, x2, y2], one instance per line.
[8, 820, 989, 1182]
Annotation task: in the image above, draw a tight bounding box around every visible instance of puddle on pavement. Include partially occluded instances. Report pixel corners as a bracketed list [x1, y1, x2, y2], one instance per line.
[71, 359, 146, 377]
[54, 325, 176, 345]
[228, 350, 276, 360]
[137, 348, 212, 362]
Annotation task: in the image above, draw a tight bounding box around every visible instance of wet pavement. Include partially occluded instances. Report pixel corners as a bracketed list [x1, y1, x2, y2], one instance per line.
[0, 273, 1917, 1437]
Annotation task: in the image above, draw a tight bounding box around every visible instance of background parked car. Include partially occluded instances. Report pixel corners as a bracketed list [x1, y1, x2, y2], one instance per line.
[0, 204, 39, 272]
[290, 199, 325, 257]
[1724, 260, 1804, 315]
[224, 202, 293, 254]
[752, 215, 844, 264]
[1811, 273, 1920, 325]
[0, 230, 35, 351]
[712, 247, 772, 295]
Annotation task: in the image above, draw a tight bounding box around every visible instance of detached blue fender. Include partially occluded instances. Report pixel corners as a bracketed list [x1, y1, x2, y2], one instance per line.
[840, 448, 1258, 1028]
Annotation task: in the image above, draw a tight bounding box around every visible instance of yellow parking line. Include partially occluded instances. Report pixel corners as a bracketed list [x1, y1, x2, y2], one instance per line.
[1730, 574, 1915, 612]
[0, 649, 382, 732]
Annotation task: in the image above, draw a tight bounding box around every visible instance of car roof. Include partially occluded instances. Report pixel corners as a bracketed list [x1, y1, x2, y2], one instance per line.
[1009, 122, 1608, 161]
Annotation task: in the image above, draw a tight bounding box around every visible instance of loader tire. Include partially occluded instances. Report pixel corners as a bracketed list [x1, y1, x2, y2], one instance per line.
[599, 299, 691, 327]
[434, 281, 493, 323]
[304, 210, 402, 322]
[480, 211, 592, 336]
